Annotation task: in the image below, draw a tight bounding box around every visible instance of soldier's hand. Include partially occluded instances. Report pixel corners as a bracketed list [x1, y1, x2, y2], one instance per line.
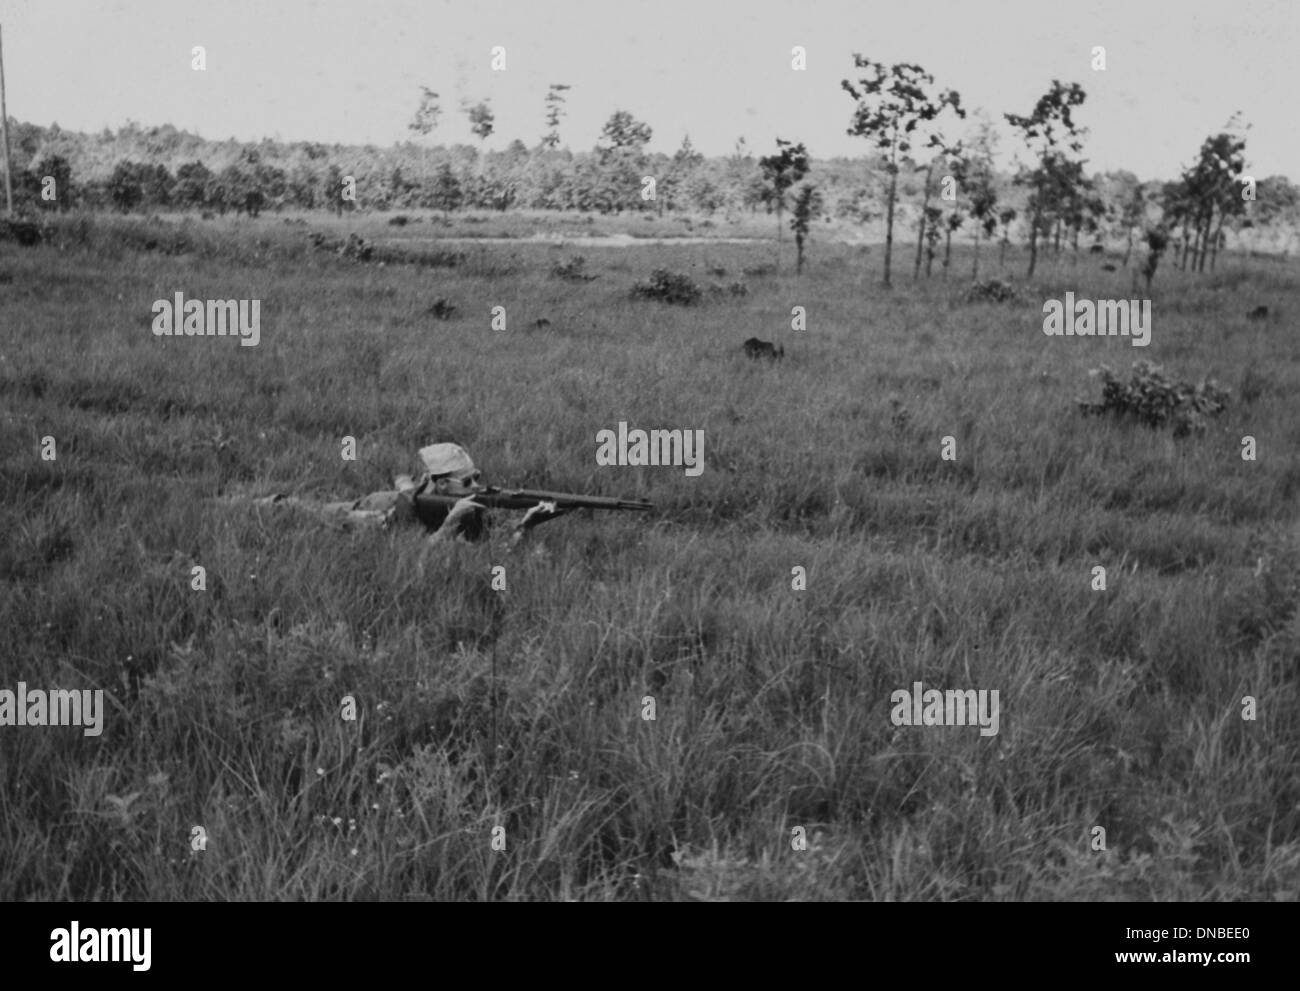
[517, 500, 567, 531]
[509, 501, 569, 549]
[426, 495, 484, 545]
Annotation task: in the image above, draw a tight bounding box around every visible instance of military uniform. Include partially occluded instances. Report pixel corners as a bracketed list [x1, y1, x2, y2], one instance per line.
[241, 443, 489, 540]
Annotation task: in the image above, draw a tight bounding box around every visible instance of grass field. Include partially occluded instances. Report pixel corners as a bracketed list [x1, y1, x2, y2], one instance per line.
[1, 210, 1298, 900]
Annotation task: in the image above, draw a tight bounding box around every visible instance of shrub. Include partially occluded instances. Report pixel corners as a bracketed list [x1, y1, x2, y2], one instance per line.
[708, 281, 749, 297]
[1078, 360, 1230, 437]
[964, 278, 1018, 303]
[0, 219, 43, 247]
[428, 298, 457, 320]
[339, 234, 373, 261]
[551, 255, 596, 282]
[630, 269, 702, 305]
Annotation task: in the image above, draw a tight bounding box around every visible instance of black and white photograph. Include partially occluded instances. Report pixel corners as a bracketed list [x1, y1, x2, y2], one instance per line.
[0, 0, 1295, 953]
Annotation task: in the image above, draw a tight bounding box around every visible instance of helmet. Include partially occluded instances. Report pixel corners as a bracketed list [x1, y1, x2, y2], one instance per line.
[418, 443, 482, 487]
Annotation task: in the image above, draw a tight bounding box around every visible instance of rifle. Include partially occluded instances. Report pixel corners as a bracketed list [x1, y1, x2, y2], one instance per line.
[410, 485, 652, 531]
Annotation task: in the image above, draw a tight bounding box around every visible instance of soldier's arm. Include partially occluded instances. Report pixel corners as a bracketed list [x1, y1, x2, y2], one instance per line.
[425, 495, 486, 545]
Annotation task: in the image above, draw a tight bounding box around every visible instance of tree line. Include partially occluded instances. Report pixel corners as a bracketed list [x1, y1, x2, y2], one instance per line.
[3, 68, 1297, 278]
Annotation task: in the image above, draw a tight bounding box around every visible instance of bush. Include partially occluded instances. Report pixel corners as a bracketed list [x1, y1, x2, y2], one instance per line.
[306, 229, 462, 268]
[964, 278, 1018, 303]
[340, 233, 373, 261]
[707, 281, 749, 298]
[1078, 360, 1230, 437]
[0, 219, 43, 247]
[551, 255, 596, 281]
[630, 269, 702, 305]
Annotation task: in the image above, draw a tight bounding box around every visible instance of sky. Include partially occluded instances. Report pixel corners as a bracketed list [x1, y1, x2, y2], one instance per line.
[2, 0, 1296, 181]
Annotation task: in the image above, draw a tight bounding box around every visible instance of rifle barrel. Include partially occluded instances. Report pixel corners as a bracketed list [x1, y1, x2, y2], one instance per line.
[496, 488, 653, 511]
[412, 487, 653, 518]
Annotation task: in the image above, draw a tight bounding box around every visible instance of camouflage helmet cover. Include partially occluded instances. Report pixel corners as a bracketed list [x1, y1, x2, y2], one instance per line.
[418, 443, 479, 482]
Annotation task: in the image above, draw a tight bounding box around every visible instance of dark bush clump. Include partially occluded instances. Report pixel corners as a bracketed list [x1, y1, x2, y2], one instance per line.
[964, 278, 1018, 303]
[552, 256, 596, 282]
[1078, 360, 1230, 437]
[340, 233, 373, 261]
[630, 269, 702, 305]
[707, 281, 749, 298]
[1, 219, 43, 247]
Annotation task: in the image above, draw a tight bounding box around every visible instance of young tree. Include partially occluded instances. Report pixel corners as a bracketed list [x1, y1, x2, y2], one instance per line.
[790, 182, 823, 274]
[664, 134, 703, 216]
[409, 87, 442, 140]
[1004, 80, 1088, 278]
[1120, 181, 1146, 268]
[962, 154, 998, 279]
[912, 112, 983, 282]
[542, 83, 571, 150]
[942, 210, 963, 277]
[598, 110, 653, 159]
[1040, 157, 1095, 260]
[997, 207, 1017, 268]
[722, 136, 759, 218]
[843, 56, 963, 287]
[430, 162, 462, 218]
[1141, 226, 1170, 290]
[925, 143, 968, 279]
[464, 100, 495, 144]
[922, 204, 943, 277]
[1181, 126, 1247, 272]
[1161, 178, 1195, 270]
[934, 112, 996, 280]
[758, 138, 810, 270]
[463, 100, 495, 178]
[913, 140, 964, 281]
[596, 110, 653, 213]
[408, 87, 442, 204]
[325, 163, 344, 217]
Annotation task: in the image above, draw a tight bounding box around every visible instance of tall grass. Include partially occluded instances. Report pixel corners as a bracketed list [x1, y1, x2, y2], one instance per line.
[1, 213, 1297, 900]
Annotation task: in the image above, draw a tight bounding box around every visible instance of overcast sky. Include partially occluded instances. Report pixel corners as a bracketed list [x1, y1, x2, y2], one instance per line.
[3, 0, 1296, 180]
